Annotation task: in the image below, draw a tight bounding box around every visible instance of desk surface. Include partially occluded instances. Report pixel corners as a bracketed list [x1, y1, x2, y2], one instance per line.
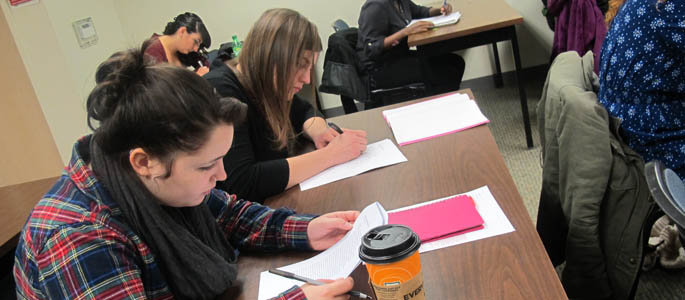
[0, 176, 59, 257]
[229, 89, 566, 299]
[408, 0, 523, 47]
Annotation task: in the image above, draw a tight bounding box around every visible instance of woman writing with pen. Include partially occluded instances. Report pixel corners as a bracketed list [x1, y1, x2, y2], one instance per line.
[357, 0, 465, 100]
[144, 12, 211, 76]
[204, 9, 368, 203]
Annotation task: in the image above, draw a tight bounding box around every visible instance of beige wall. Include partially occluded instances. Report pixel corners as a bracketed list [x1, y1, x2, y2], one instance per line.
[0, 4, 62, 187]
[3, 0, 552, 166]
[1, 0, 126, 164]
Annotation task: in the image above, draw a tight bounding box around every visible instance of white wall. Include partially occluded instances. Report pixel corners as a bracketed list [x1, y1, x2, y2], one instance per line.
[1, 0, 126, 164]
[3, 0, 552, 164]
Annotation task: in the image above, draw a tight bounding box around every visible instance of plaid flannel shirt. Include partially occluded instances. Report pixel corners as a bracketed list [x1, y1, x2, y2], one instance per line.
[14, 136, 314, 299]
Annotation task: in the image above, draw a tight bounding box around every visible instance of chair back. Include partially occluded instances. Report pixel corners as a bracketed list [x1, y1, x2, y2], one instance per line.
[646, 160, 685, 235]
[332, 19, 350, 32]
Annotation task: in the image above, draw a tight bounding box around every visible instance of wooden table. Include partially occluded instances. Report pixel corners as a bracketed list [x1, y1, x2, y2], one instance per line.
[0, 176, 59, 257]
[227, 89, 566, 299]
[408, 0, 533, 148]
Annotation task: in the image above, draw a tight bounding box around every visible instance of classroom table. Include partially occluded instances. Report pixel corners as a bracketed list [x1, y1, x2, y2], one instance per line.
[408, 0, 533, 148]
[0, 176, 59, 257]
[225, 89, 566, 299]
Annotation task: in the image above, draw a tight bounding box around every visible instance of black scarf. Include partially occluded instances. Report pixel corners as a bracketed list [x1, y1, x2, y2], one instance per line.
[89, 138, 237, 299]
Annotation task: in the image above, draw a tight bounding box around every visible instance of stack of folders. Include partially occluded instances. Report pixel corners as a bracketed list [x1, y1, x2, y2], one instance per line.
[388, 195, 484, 242]
[382, 92, 489, 146]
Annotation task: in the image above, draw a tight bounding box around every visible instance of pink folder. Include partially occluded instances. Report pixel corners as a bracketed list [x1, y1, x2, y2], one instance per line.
[388, 195, 485, 242]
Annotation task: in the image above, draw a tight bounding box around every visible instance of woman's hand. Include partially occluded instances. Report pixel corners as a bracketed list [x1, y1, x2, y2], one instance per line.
[301, 278, 354, 300]
[313, 127, 339, 149]
[307, 211, 360, 250]
[441, 3, 453, 15]
[404, 21, 434, 35]
[195, 66, 209, 76]
[324, 130, 367, 166]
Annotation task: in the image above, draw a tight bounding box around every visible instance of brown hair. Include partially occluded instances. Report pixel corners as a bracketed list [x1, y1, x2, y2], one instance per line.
[605, 0, 626, 26]
[237, 8, 322, 150]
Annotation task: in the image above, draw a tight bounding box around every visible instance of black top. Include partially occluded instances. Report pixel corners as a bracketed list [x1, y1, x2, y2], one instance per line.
[203, 60, 317, 203]
[357, 0, 431, 70]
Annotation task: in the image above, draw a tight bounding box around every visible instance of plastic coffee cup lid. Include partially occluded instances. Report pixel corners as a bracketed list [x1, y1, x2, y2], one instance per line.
[359, 224, 421, 264]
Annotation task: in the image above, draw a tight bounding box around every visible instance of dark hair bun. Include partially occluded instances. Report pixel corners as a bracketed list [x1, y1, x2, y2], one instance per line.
[86, 46, 149, 131]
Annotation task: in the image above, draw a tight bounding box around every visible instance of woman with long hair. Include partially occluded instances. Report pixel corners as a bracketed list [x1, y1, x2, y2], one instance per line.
[145, 12, 211, 75]
[14, 46, 357, 299]
[205, 9, 368, 203]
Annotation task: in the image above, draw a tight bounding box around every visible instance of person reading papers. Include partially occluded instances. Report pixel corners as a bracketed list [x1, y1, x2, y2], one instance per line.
[14, 46, 359, 299]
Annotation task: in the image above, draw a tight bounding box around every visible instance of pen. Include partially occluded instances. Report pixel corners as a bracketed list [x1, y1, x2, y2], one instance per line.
[198, 60, 203, 67]
[268, 269, 373, 299]
[328, 122, 344, 134]
[442, 0, 447, 15]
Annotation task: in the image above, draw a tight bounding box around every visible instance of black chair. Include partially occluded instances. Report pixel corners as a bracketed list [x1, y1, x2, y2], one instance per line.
[320, 20, 426, 114]
[645, 160, 685, 243]
[332, 19, 349, 32]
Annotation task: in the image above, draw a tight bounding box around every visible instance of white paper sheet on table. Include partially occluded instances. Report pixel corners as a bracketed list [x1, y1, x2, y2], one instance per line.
[299, 138, 407, 191]
[382, 93, 489, 146]
[407, 11, 461, 27]
[388, 186, 515, 253]
[257, 202, 387, 300]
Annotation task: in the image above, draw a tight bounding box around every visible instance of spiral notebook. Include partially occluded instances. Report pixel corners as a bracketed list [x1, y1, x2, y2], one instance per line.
[388, 195, 484, 242]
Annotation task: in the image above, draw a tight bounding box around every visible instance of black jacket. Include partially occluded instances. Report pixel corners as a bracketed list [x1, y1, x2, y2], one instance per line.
[319, 28, 371, 103]
[356, 0, 430, 69]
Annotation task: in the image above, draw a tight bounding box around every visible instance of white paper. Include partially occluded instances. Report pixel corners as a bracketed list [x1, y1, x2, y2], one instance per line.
[388, 186, 515, 253]
[300, 139, 408, 190]
[382, 93, 489, 146]
[407, 11, 461, 27]
[257, 202, 387, 300]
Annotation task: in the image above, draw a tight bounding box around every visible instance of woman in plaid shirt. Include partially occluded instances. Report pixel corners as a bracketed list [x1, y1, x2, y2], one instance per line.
[13, 46, 357, 299]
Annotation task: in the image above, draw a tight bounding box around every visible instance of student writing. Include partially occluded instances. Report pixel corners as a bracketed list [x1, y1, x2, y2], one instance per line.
[205, 9, 368, 203]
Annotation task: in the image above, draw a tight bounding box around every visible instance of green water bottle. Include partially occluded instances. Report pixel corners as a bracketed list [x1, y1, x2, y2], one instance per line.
[232, 35, 242, 57]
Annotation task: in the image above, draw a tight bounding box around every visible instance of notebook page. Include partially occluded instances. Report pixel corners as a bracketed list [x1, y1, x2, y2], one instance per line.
[300, 139, 407, 190]
[407, 11, 461, 27]
[257, 202, 388, 300]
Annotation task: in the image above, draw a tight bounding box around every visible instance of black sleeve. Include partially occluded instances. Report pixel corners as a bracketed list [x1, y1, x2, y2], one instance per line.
[218, 123, 290, 204]
[358, 1, 391, 61]
[289, 95, 318, 134]
[204, 66, 239, 98]
[596, 0, 609, 15]
[408, 0, 431, 18]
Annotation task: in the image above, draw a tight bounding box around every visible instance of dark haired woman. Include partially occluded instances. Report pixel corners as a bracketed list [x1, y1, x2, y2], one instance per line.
[357, 0, 465, 98]
[145, 12, 211, 76]
[14, 46, 357, 299]
[205, 9, 368, 203]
